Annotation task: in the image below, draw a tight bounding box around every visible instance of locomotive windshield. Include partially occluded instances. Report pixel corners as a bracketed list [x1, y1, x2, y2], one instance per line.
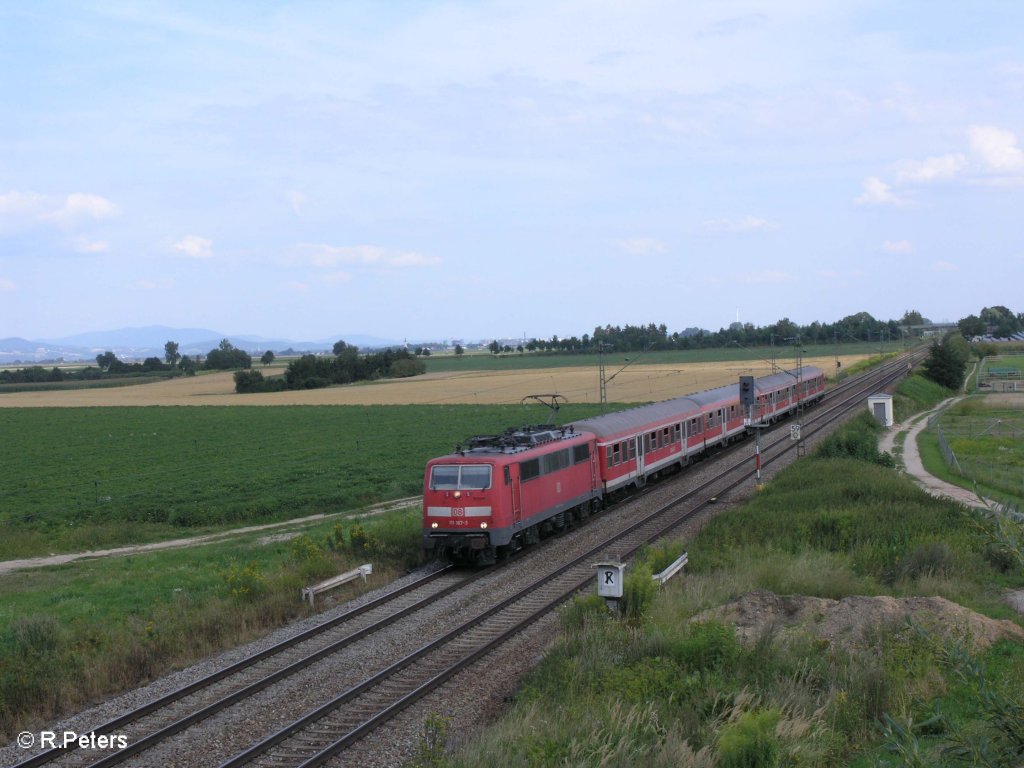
[430, 464, 492, 490]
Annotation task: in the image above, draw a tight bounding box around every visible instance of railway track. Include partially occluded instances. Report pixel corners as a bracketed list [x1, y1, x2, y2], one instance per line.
[10, 351, 919, 768]
[11, 568, 480, 768]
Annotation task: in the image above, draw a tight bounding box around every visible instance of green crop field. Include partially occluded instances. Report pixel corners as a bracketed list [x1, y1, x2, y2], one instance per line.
[0, 403, 609, 559]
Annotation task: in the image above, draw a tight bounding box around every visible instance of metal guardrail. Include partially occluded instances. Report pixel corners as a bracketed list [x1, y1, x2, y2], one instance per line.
[302, 564, 372, 606]
[651, 552, 688, 586]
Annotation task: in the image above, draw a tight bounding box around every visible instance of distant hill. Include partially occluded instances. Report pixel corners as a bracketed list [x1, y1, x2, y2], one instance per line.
[0, 327, 404, 365]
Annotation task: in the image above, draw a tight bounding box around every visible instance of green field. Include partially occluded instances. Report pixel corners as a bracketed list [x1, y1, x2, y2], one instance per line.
[0, 403, 609, 559]
[925, 398, 1024, 507]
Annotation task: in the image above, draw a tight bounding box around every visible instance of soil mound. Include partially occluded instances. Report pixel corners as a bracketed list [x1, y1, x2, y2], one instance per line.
[694, 590, 1024, 652]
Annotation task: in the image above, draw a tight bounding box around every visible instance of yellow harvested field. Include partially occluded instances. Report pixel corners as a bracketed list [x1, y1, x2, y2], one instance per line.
[0, 355, 867, 407]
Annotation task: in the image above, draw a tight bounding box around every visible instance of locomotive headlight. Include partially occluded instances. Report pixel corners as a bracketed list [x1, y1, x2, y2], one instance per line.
[453, 491, 462, 499]
[480, 522, 488, 529]
[431, 522, 439, 529]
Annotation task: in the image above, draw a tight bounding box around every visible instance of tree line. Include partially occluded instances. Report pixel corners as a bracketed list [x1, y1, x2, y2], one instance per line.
[488, 306, 1023, 355]
[234, 341, 426, 393]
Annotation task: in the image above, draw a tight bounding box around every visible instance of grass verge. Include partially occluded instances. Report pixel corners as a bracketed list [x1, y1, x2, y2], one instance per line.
[0, 506, 422, 741]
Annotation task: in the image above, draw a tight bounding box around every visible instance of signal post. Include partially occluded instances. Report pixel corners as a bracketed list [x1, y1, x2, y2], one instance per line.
[740, 375, 766, 490]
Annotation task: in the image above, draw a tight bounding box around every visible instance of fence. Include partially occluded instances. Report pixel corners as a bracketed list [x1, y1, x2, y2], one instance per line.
[932, 417, 1024, 511]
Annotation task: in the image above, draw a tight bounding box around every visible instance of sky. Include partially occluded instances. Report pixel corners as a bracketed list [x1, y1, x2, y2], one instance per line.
[2, 1, 1024, 343]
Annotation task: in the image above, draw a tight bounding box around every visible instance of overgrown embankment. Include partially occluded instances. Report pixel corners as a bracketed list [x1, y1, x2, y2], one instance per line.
[438, 415, 1024, 768]
[0, 510, 422, 742]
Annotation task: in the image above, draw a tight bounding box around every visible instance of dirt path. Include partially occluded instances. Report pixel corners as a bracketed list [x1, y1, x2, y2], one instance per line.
[880, 397, 991, 508]
[0, 497, 421, 576]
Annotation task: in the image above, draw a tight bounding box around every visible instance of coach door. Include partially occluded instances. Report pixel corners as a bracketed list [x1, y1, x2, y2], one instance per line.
[635, 435, 645, 480]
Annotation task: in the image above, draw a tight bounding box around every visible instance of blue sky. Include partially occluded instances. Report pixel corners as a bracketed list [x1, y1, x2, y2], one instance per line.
[2, 1, 1023, 342]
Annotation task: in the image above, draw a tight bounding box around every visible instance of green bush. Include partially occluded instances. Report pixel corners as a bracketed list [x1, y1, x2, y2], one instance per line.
[717, 709, 782, 768]
[815, 412, 894, 466]
[219, 560, 268, 602]
[620, 564, 657, 623]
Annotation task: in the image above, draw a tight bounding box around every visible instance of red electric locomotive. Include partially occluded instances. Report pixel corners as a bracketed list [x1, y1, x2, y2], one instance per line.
[422, 424, 601, 565]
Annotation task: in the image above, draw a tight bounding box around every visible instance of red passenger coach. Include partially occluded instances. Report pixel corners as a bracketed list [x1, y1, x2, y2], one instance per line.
[422, 425, 601, 565]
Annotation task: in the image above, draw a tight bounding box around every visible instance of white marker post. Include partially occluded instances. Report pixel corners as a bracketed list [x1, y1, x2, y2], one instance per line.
[594, 560, 626, 613]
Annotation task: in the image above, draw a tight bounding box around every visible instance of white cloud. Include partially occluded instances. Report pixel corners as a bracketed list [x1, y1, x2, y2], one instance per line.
[968, 125, 1024, 174]
[932, 260, 957, 271]
[172, 235, 214, 259]
[73, 237, 110, 253]
[618, 237, 666, 255]
[0, 277, 15, 291]
[855, 176, 906, 206]
[702, 215, 778, 232]
[868, 126, 1024, 202]
[297, 243, 441, 268]
[45, 193, 120, 226]
[0, 190, 49, 216]
[882, 239, 912, 254]
[1, 190, 119, 232]
[895, 154, 967, 184]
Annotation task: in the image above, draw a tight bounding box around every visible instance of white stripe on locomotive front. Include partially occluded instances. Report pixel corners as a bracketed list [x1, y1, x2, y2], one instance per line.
[426, 506, 492, 517]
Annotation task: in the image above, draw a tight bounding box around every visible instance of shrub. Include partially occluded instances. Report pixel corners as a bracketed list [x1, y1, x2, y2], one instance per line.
[219, 560, 268, 602]
[896, 541, 956, 581]
[816, 413, 894, 467]
[717, 709, 782, 768]
[620, 563, 657, 623]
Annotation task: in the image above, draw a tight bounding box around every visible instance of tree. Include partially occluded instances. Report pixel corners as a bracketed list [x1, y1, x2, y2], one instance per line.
[454, 344, 464, 357]
[488, 340, 500, 354]
[234, 369, 265, 393]
[900, 310, 925, 326]
[164, 341, 181, 367]
[333, 340, 350, 356]
[260, 350, 275, 366]
[958, 314, 986, 338]
[921, 333, 969, 390]
[179, 355, 198, 376]
[96, 351, 117, 371]
[205, 339, 252, 370]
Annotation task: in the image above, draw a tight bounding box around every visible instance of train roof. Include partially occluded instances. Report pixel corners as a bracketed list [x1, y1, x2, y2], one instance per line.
[570, 366, 823, 440]
[570, 384, 734, 439]
[754, 365, 823, 391]
[434, 424, 589, 460]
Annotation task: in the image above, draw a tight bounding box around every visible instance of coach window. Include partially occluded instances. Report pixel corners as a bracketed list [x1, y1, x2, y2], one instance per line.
[628, 439, 636, 459]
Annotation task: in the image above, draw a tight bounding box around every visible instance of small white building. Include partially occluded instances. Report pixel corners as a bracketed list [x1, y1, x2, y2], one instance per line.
[867, 393, 894, 428]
